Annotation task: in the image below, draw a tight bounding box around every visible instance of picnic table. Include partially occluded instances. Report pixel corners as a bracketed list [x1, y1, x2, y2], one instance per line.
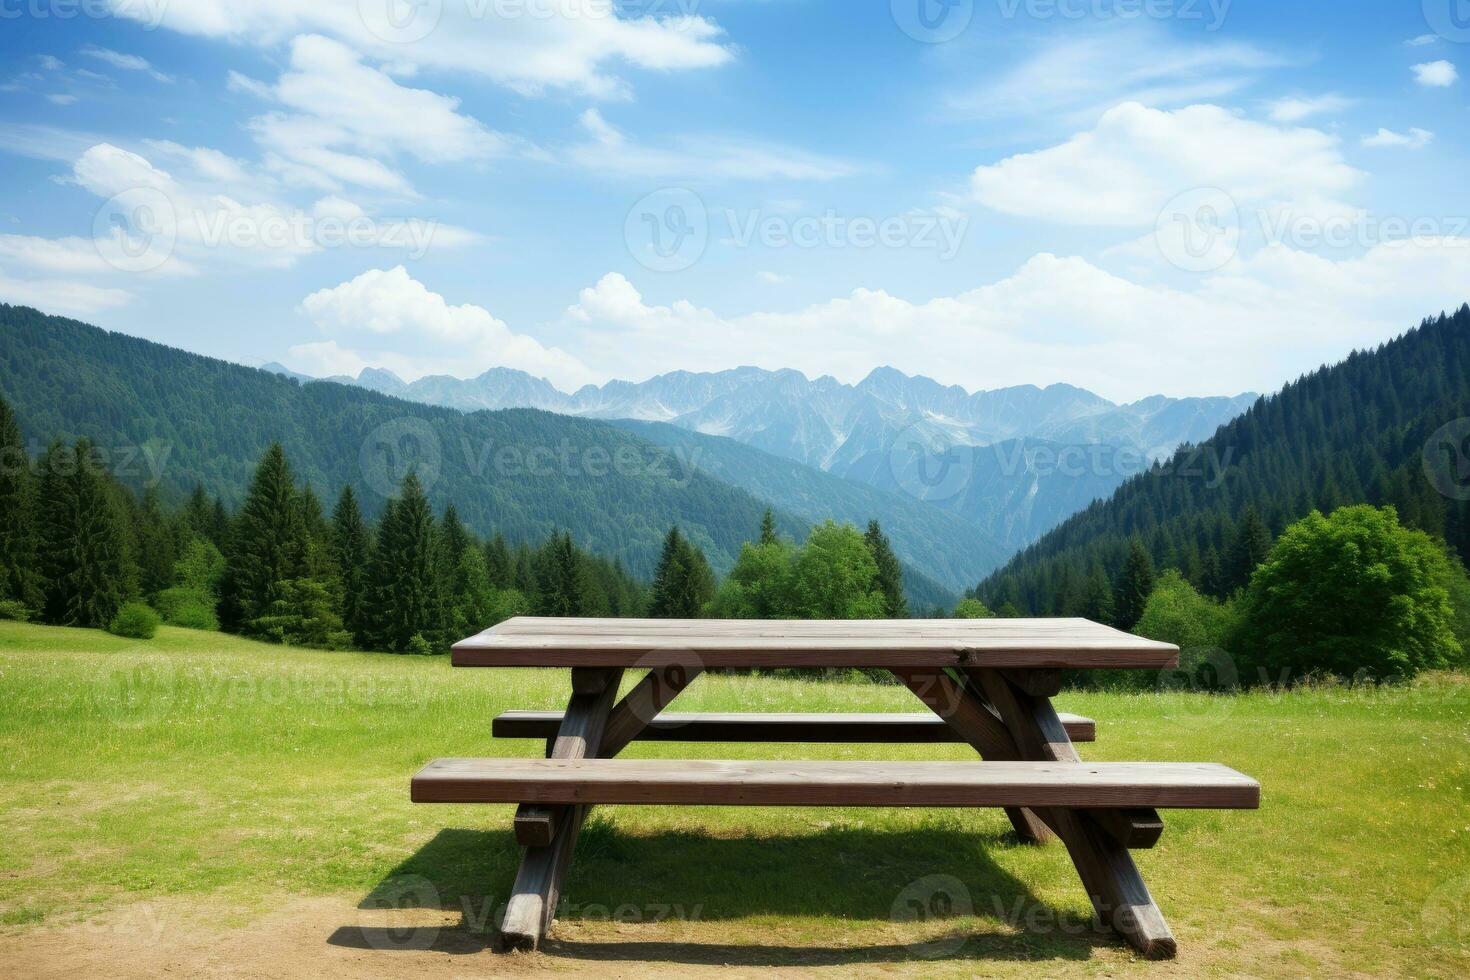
[411, 617, 1259, 960]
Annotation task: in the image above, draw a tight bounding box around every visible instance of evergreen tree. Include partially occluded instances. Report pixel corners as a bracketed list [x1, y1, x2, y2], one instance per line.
[221, 444, 305, 632]
[1226, 506, 1274, 595]
[647, 527, 715, 618]
[131, 488, 176, 597]
[1113, 538, 1156, 631]
[1080, 565, 1114, 625]
[864, 520, 908, 619]
[759, 509, 779, 546]
[0, 395, 37, 607]
[367, 473, 443, 652]
[330, 485, 370, 646]
[37, 441, 130, 628]
[536, 532, 587, 617]
[484, 533, 513, 590]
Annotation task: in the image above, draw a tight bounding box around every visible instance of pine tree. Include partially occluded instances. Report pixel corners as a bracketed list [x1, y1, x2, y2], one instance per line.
[0, 395, 37, 607]
[1114, 538, 1156, 631]
[1226, 506, 1274, 595]
[131, 488, 176, 597]
[222, 444, 305, 632]
[1080, 565, 1114, 625]
[368, 473, 443, 652]
[330, 485, 370, 646]
[647, 527, 714, 618]
[37, 441, 129, 628]
[536, 532, 586, 617]
[484, 533, 512, 590]
[759, 509, 779, 546]
[864, 520, 908, 619]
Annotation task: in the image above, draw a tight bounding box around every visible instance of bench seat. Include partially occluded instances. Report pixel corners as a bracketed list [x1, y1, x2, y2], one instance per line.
[493, 709, 1096, 744]
[412, 758, 1260, 810]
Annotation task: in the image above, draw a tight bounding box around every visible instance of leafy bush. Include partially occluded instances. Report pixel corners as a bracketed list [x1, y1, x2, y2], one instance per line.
[0, 599, 30, 622]
[108, 602, 160, 640]
[1134, 570, 1233, 650]
[953, 597, 994, 619]
[154, 587, 220, 630]
[1234, 505, 1460, 683]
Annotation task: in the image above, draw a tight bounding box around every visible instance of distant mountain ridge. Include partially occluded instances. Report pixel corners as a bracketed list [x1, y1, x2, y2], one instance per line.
[272, 362, 1256, 552]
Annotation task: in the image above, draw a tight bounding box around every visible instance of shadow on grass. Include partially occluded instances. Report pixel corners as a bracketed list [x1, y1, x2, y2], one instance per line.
[330, 818, 1114, 965]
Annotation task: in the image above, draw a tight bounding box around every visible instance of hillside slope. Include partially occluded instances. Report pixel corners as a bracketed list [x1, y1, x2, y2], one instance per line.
[978, 305, 1470, 612]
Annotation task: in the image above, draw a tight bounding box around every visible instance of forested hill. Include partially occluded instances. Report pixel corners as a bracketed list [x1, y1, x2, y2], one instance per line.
[0, 304, 814, 580]
[978, 305, 1470, 613]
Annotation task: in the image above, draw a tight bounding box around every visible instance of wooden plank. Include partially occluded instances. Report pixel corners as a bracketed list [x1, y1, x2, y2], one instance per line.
[412, 758, 1261, 809]
[513, 672, 625, 845]
[499, 668, 622, 950]
[599, 661, 703, 759]
[969, 667, 1182, 960]
[452, 617, 1178, 670]
[1003, 668, 1065, 697]
[494, 710, 1098, 744]
[891, 667, 1053, 843]
[1089, 808, 1165, 849]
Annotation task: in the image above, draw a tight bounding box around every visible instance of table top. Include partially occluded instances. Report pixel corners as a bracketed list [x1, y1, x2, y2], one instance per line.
[451, 617, 1179, 670]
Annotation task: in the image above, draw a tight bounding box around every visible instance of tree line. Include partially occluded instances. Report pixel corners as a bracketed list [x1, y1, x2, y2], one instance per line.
[0, 399, 919, 651]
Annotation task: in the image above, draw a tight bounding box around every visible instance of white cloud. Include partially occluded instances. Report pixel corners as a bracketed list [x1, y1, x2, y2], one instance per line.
[1413, 60, 1459, 87]
[948, 26, 1283, 126]
[562, 240, 1470, 400]
[296, 266, 593, 389]
[969, 102, 1361, 227]
[0, 272, 132, 315]
[757, 270, 790, 284]
[1265, 93, 1353, 123]
[79, 45, 173, 83]
[47, 94, 78, 106]
[1362, 127, 1434, 149]
[229, 35, 516, 196]
[104, 0, 732, 99]
[38, 55, 63, 71]
[1406, 34, 1438, 47]
[571, 109, 856, 182]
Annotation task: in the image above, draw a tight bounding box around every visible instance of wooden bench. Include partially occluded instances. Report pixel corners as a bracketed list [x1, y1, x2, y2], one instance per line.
[413, 758, 1259, 809]
[492, 709, 1097, 744]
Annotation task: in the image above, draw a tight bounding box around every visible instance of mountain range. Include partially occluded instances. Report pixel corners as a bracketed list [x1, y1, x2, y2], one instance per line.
[265, 361, 1256, 552]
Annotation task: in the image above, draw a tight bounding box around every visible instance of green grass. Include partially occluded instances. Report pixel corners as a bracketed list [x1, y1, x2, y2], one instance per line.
[1, 620, 1467, 976]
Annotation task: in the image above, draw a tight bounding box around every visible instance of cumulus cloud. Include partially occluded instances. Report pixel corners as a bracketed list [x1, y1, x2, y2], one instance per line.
[1413, 60, 1458, 87]
[969, 102, 1361, 227]
[103, 0, 732, 99]
[294, 266, 593, 389]
[561, 241, 1470, 400]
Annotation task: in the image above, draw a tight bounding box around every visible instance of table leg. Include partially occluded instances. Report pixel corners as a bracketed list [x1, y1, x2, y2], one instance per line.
[889, 666, 1053, 844]
[499, 662, 701, 951]
[968, 667, 1177, 960]
[499, 667, 622, 951]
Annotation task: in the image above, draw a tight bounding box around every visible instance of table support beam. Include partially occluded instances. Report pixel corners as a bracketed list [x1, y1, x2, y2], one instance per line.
[889, 666, 1053, 844]
[500, 667, 623, 950]
[969, 667, 1176, 960]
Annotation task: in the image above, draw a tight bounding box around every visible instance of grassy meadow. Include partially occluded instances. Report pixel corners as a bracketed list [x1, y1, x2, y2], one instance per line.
[1, 619, 1468, 977]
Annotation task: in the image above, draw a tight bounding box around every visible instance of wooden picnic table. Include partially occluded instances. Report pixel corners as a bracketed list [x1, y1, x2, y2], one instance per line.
[412, 617, 1259, 960]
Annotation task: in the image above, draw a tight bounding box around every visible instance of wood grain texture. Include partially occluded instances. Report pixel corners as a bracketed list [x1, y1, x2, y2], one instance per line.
[970, 667, 1182, 960]
[411, 758, 1261, 809]
[493, 710, 1097, 744]
[452, 617, 1179, 669]
[890, 667, 1053, 843]
[1089, 807, 1166, 849]
[500, 667, 622, 950]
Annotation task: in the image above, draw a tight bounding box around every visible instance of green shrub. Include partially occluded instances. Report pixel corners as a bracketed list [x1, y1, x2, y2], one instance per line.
[0, 599, 30, 622]
[154, 587, 219, 631]
[1234, 505, 1460, 683]
[108, 602, 160, 640]
[953, 597, 994, 619]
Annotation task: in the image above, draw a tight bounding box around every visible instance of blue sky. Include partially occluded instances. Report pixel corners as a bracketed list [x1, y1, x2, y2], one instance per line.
[1, 0, 1469, 401]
